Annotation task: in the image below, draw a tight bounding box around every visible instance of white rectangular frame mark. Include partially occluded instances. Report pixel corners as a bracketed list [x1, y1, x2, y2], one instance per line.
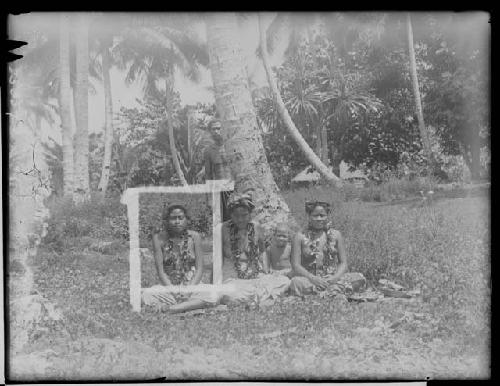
[120, 180, 234, 312]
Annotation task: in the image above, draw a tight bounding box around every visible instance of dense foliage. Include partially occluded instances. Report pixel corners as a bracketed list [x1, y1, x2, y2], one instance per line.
[256, 13, 489, 188]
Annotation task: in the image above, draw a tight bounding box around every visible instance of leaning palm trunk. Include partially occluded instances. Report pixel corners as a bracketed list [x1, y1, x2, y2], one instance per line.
[58, 14, 74, 198]
[73, 14, 90, 203]
[97, 42, 114, 196]
[407, 13, 433, 167]
[321, 125, 329, 165]
[258, 14, 342, 187]
[206, 13, 292, 231]
[165, 74, 188, 186]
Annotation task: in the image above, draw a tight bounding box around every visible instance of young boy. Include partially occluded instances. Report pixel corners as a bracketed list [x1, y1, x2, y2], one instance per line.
[263, 223, 292, 275]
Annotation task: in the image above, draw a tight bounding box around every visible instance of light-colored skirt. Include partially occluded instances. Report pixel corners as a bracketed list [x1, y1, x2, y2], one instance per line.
[142, 272, 291, 308]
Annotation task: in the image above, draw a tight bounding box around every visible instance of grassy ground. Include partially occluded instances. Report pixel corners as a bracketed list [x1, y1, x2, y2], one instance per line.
[11, 191, 490, 381]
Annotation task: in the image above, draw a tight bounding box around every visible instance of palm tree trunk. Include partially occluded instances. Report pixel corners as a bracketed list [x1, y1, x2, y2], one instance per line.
[73, 14, 90, 203]
[206, 12, 292, 229]
[407, 13, 433, 167]
[186, 106, 197, 182]
[321, 123, 329, 165]
[97, 42, 114, 196]
[59, 14, 74, 199]
[165, 74, 188, 186]
[315, 125, 322, 161]
[187, 106, 195, 163]
[258, 14, 342, 187]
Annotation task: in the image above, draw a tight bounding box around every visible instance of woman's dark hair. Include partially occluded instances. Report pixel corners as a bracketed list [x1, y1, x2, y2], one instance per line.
[305, 201, 331, 215]
[227, 194, 255, 213]
[162, 204, 189, 222]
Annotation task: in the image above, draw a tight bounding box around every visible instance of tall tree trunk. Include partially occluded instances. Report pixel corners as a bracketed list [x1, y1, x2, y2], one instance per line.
[206, 13, 292, 230]
[59, 14, 74, 199]
[407, 13, 433, 167]
[315, 125, 322, 161]
[321, 124, 329, 165]
[97, 41, 114, 196]
[73, 14, 90, 203]
[319, 111, 329, 165]
[186, 106, 196, 182]
[187, 106, 195, 163]
[258, 14, 342, 187]
[165, 74, 188, 186]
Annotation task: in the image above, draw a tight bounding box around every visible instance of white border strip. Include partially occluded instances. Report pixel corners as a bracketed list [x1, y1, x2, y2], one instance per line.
[121, 180, 234, 312]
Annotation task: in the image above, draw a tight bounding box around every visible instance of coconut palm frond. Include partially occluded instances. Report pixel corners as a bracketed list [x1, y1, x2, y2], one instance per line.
[265, 12, 290, 55]
[256, 95, 280, 133]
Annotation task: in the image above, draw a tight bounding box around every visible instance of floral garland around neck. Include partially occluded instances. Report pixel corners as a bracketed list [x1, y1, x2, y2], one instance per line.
[229, 221, 261, 279]
[304, 221, 339, 276]
[162, 229, 195, 285]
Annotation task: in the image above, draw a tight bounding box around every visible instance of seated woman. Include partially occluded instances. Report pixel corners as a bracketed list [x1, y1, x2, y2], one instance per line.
[142, 204, 216, 313]
[289, 201, 366, 296]
[217, 193, 291, 306]
[262, 222, 292, 275]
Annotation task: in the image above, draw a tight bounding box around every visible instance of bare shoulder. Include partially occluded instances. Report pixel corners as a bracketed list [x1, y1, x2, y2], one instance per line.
[327, 228, 343, 240]
[152, 231, 167, 248]
[187, 229, 202, 241]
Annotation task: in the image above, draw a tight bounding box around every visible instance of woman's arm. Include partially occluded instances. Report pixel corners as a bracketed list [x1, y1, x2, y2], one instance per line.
[152, 233, 172, 286]
[256, 224, 266, 254]
[328, 232, 348, 282]
[291, 233, 314, 279]
[221, 223, 232, 261]
[204, 149, 213, 180]
[262, 248, 270, 273]
[189, 231, 204, 285]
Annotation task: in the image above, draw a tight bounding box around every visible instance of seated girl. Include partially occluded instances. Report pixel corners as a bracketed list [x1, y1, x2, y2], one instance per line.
[262, 222, 292, 275]
[289, 201, 366, 296]
[216, 193, 291, 306]
[142, 204, 216, 312]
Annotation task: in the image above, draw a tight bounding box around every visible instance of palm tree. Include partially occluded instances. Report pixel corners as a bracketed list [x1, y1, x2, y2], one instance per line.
[59, 14, 74, 198]
[206, 12, 292, 227]
[89, 13, 132, 196]
[164, 70, 188, 185]
[406, 13, 433, 169]
[258, 13, 342, 187]
[114, 20, 209, 186]
[94, 33, 115, 195]
[73, 14, 90, 203]
[17, 13, 103, 200]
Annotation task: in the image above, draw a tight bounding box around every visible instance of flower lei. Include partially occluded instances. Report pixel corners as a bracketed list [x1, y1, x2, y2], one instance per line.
[229, 221, 262, 279]
[303, 222, 339, 276]
[162, 229, 195, 285]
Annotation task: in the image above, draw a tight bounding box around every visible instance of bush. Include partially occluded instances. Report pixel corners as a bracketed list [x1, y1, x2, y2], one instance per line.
[439, 154, 472, 183]
[355, 175, 438, 202]
[43, 194, 128, 252]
